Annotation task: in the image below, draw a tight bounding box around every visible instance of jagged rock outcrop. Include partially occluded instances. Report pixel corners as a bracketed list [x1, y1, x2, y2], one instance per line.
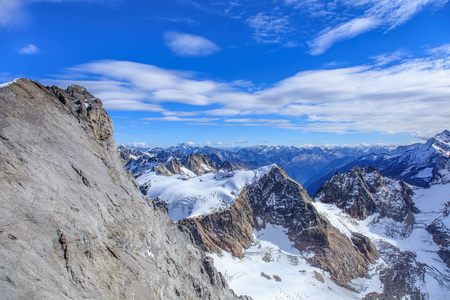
[0, 79, 247, 300]
[184, 153, 218, 175]
[165, 157, 185, 175]
[219, 161, 238, 172]
[178, 193, 254, 259]
[351, 232, 379, 263]
[426, 205, 450, 268]
[364, 243, 428, 300]
[49, 83, 113, 140]
[315, 166, 418, 222]
[153, 162, 172, 176]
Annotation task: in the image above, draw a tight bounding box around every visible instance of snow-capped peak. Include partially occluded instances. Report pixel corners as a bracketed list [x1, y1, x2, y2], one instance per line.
[135, 165, 275, 221]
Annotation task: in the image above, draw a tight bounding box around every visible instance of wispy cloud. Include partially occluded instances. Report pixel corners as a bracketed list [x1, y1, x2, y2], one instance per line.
[427, 43, 450, 56]
[49, 47, 450, 134]
[127, 141, 152, 148]
[164, 31, 221, 57]
[143, 116, 220, 123]
[246, 13, 291, 44]
[308, 0, 450, 55]
[158, 17, 200, 26]
[18, 44, 39, 55]
[370, 50, 407, 66]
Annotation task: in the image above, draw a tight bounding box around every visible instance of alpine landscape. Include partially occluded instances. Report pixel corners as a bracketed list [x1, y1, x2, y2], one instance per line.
[1, 1, 450, 299]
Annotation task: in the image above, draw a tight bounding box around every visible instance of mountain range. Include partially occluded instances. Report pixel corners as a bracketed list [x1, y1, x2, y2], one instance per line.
[120, 129, 450, 196]
[128, 132, 450, 299]
[1, 79, 449, 299]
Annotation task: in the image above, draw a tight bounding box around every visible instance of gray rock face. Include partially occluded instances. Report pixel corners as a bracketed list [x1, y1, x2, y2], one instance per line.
[184, 153, 218, 175]
[315, 166, 417, 222]
[0, 79, 246, 300]
[426, 206, 450, 268]
[364, 243, 428, 300]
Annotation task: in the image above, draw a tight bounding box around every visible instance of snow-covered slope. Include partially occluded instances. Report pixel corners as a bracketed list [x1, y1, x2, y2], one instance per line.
[209, 182, 450, 299]
[133, 151, 450, 299]
[136, 165, 275, 221]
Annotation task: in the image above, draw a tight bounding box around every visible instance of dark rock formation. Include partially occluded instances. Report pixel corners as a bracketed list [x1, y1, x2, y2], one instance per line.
[184, 153, 218, 175]
[219, 161, 238, 172]
[315, 166, 418, 222]
[166, 156, 185, 175]
[351, 232, 379, 263]
[0, 79, 247, 300]
[153, 162, 172, 176]
[426, 217, 450, 268]
[364, 243, 428, 300]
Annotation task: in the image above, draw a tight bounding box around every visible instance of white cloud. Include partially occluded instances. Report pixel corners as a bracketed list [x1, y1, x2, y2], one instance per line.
[18, 44, 39, 54]
[370, 50, 407, 66]
[308, 0, 450, 55]
[413, 130, 440, 140]
[309, 17, 379, 55]
[164, 31, 221, 57]
[127, 142, 152, 148]
[53, 51, 450, 134]
[427, 43, 450, 56]
[246, 13, 291, 43]
[142, 116, 220, 123]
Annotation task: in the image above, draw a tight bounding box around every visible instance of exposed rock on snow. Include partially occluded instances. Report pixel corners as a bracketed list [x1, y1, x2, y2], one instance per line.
[0, 79, 247, 300]
[178, 192, 254, 258]
[315, 166, 418, 222]
[219, 161, 238, 172]
[184, 153, 219, 175]
[363, 243, 427, 300]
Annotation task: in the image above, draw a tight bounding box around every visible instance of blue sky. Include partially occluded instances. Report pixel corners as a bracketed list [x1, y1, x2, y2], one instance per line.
[1, 0, 450, 148]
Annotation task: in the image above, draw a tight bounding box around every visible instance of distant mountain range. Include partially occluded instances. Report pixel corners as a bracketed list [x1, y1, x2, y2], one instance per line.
[120, 130, 450, 196]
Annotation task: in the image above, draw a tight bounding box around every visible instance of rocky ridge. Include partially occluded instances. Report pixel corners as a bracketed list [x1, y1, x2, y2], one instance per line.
[335, 130, 450, 189]
[315, 166, 418, 222]
[0, 79, 248, 300]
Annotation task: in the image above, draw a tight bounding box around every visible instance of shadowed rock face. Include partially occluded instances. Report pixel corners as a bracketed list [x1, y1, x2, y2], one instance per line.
[0, 79, 248, 300]
[315, 166, 417, 222]
[184, 153, 218, 175]
[178, 193, 254, 259]
[426, 207, 450, 268]
[246, 166, 377, 288]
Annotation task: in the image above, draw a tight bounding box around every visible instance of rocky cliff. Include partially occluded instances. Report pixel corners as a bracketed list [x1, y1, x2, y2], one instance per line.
[0, 79, 247, 300]
[315, 166, 417, 222]
[183, 153, 218, 175]
[246, 166, 378, 287]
